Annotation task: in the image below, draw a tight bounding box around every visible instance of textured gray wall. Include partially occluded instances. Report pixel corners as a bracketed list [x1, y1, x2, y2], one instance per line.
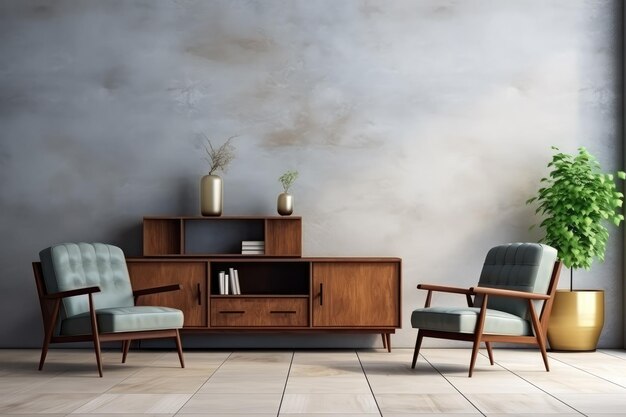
[0, 0, 622, 349]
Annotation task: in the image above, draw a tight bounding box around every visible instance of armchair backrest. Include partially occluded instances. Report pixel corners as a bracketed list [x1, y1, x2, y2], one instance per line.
[39, 243, 134, 317]
[474, 243, 558, 319]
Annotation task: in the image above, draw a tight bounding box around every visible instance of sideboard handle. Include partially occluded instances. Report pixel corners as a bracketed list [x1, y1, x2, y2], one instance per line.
[197, 283, 201, 305]
[320, 283, 324, 306]
[219, 310, 245, 314]
[270, 310, 296, 314]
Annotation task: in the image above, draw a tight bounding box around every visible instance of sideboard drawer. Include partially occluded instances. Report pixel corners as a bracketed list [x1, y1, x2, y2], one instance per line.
[211, 297, 308, 327]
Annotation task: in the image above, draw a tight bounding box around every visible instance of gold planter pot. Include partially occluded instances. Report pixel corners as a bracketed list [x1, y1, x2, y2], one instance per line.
[547, 290, 604, 351]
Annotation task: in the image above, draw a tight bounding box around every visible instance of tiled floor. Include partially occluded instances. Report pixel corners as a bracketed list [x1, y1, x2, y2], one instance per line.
[0, 348, 625, 415]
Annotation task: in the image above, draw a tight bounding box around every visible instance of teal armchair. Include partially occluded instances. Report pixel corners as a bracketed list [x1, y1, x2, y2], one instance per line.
[33, 243, 185, 376]
[411, 243, 561, 377]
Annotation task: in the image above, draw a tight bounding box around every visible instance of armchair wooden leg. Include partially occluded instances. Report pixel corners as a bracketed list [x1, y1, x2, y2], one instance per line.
[469, 338, 482, 378]
[38, 336, 51, 371]
[88, 294, 103, 377]
[175, 329, 185, 368]
[411, 331, 423, 369]
[122, 340, 131, 364]
[92, 332, 103, 377]
[39, 299, 60, 371]
[528, 300, 550, 372]
[485, 342, 494, 365]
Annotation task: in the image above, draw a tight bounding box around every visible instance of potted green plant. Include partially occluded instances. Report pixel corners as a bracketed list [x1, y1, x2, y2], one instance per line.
[200, 135, 235, 216]
[277, 170, 298, 216]
[527, 146, 624, 351]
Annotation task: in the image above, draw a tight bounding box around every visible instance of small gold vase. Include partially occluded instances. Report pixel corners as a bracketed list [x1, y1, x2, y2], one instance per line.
[277, 192, 293, 216]
[200, 174, 223, 216]
[547, 290, 604, 351]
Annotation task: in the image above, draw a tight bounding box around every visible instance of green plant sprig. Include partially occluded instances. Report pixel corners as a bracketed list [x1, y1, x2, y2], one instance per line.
[279, 170, 299, 193]
[527, 147, 624, 282]
[203, 135, 236, 175]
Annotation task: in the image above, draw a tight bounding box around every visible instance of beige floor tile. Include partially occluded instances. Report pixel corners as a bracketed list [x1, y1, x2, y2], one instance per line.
[279, 393, 379, 414]
[280, 414, 379, 417]
[466, 393, 577, 414]
[382, 415, 479, 417]
[445, 372, 544, 394]
[109, 375, 208, 393]
[178, 393, 282, 414]
[71, 393, 191, 414]
[376, 393, 479, 414]
[599, 349, 626, 360]
[556, 393, 626, 414]
[198, 374, 286, 393]
[227, 351, 293, 363]
[70, 415, 173, 417]
[0, 392, 97, 414]
[182, 415, 275, 417]
[20, 375, 126, 394]
[485, 414, 583, 417]
[367, 374, 457, 394]
[131, 366, 219, 377]
[285, 375, 371, 393]
[150, 351, 229, 369]
[517, 371, 626, 394]
[0, 375, 54, 394]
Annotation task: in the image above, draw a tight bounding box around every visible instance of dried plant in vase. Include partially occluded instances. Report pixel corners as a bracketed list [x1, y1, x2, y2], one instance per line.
[277, 170, 298, 216]
[200, 135, 236, 216]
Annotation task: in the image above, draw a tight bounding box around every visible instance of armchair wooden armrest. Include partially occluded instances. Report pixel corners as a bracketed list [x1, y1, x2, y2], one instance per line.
[417, 284, 474, 308]
[43, 286, 101, 299]
[470, 286, 550, 300]
[417, 284, 474, 295]
[133, 284, 182, 299]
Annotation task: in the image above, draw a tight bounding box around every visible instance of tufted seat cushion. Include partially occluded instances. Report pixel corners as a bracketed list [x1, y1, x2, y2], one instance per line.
[411, 306, 531, 336]
[61, 306, 184, 336]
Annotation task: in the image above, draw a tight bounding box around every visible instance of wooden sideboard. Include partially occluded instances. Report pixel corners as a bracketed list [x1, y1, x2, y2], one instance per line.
[127, 216, 402, 350]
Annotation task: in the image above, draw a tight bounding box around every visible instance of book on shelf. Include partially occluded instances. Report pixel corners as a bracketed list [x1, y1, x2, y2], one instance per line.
[241, 240, 264, 254]
[228, 267, 241, 295]
[241, 240, 264, 246]
[234, 269, 241, 294]
[218, 271, 225, 295]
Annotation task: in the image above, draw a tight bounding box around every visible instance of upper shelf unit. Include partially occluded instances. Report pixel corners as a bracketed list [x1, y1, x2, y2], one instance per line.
[142, 216, 302, 257]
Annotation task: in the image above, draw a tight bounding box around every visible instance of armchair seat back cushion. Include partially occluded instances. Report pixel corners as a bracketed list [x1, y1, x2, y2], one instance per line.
[61, 306, 184, 336]
[411, 306, 531, 336]
[40, 243, 134, 317]
[474, 243, 557, 320]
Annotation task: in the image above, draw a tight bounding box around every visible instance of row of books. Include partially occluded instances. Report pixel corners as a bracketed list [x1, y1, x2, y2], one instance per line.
[218, 268, 241, 295]
[242, 240, 264, 255]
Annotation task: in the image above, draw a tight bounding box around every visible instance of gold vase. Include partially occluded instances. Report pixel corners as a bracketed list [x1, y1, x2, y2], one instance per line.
[547, 290, 604, 351]
[200, 174, 223, 216]
[277, 192, 293, 216]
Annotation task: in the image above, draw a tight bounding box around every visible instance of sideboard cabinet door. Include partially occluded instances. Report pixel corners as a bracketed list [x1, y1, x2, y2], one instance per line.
[127, 261, 208, 327]
[312, 262, 400, 327]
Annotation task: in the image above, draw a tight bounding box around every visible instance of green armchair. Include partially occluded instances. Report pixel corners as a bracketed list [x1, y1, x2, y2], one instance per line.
[33, 242, 185, 376]
[411, 242, 561, 377]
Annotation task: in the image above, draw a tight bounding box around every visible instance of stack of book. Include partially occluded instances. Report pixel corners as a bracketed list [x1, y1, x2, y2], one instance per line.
[242, 240, 264, 255]
[218, 268, 241, 295]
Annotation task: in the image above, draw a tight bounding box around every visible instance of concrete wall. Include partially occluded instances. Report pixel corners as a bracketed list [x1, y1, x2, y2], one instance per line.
[0, 0, 622, 348]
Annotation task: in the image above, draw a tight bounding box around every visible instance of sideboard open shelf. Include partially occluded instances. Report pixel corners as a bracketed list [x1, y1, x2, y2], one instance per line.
[143, 216, 302, 257]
